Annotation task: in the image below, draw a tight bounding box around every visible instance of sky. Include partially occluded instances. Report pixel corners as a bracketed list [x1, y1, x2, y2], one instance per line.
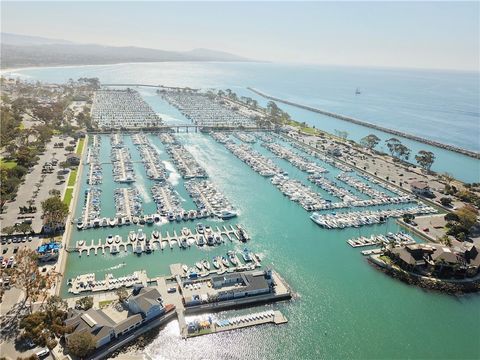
[1, 1, 479, 71]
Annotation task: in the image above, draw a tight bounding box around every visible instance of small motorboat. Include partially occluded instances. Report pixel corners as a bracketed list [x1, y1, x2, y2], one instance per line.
[212, 257, 221, 269]
[195, 262, 203, 271]
[152, 230, 160, 239]
[128, 231, 137, 242]
[202, 259, 211, 271]
[106, 234, 114, 244]
[109, 218, 117, 227]
[221, 256, 229, 267]
[76, 222, 84, 230]
[181, 227, 191, 237]
[114, 235, 121, 243]
[196, 223, 204, 234]
[182, 264, 189, 273]
[196, 235, 205, 246]
[137, 229, 146, 241]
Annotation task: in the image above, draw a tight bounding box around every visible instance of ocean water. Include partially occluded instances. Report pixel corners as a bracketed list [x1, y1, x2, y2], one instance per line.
[61, 132, 480, 360]
[5, 62, 479, 182]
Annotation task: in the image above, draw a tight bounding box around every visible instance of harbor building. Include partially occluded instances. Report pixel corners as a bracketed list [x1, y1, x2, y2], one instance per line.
[64, 287, 172, 350]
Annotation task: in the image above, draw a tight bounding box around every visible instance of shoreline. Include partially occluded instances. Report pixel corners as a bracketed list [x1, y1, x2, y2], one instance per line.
[247, 87, 480, 160]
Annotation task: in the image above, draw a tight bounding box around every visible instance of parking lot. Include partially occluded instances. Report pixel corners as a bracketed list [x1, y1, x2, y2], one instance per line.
[0, 135, 75, 234]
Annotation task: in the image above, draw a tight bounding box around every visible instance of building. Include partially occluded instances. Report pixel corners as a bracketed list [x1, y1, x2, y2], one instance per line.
[386, 242, 480, 278]
[183, 270, 274, 307]
[126, 287, 165, 321]
[410, 181, 434, 197]
[65, 287, 169, 351]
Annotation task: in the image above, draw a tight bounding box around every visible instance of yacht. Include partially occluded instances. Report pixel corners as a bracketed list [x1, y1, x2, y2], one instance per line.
[181, 227, 191, 237]
[212, 257, 221, 269]
[137, 229, 146, 241]
[134, 242, 143, 255]
[221, 256, 230, 267]
[196, 223, 205, 234]
[228, 251, 238, 265]
[207, 234, 215, 246]
[76, 221, 84, 230]
[145, 215, 154, 225]
[109, 218, 117, 227]
[128, 231, 137, 242]
[196, 235, 205, 246]
[106, 235, 114, 244]
[202, 259, 211, 271]
[218, 209, 237, 219]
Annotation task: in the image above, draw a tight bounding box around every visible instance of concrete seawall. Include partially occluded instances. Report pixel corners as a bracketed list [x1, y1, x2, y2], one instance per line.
[247, 87, 480, 160]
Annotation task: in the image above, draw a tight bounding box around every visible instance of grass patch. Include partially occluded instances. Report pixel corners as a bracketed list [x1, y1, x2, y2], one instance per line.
[99, 300, 114, 309]
[67, 169, 78, 187]
[0, 159, 17, 170]
[76, 138, 85, 156]
[63, 188, 73, 207]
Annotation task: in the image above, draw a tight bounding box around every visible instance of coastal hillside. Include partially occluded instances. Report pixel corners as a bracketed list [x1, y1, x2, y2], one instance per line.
[0, 33, 250, 68]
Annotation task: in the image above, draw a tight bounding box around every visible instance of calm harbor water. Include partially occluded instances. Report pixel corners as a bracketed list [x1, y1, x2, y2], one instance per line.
[61, 130, 480, 359]
[6, 63, 479, 358]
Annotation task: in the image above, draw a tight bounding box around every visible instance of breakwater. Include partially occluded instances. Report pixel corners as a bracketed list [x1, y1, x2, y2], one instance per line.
[247, 87, 480, 160]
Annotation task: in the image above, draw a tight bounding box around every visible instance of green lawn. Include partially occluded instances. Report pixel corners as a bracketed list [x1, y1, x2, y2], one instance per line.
[63, 188, 73, 207]
[67, 169, 78, 187]
[76, 138, 85, 156]
[0, 159, 17, 170]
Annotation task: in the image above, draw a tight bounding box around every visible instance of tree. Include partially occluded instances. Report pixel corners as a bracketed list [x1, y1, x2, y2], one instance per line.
[16, 222, 32, 235]
[2, 226, 15, 236]
[441, 172, 454, 185]
[360, 134, 381, 150]
[49, 189, 61, 197]
[41, 196, 69, 236]
[385, 138, 401, 157]
[75, 296, 93, 311]
[440, 197, 453, 207]
[438, 235, 452, 247]
[115, 287, 129, 302]
[455, 205, 478, 231]
[66, 332, 96, 358]
[415, 150, 435, 171]
[10, 248, 58, 310]
[19, 296, 68, 349]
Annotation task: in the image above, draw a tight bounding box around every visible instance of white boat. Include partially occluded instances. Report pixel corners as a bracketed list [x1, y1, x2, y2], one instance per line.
[218, 209, 237, 219]
[114, 235, 121, 243]
[110, 245, 119, 254]
[202, 259, 211, 271]
[128, 231, 137, 242]
[182, 264, 189, 273]
[137, 229, 146, 241]
[181, 227, 190, 237]
[152, 230, 160, 239]
[195, 262, 203, 271]
[106, 235, 114, 244]
[212, 257, 221, 269]
[134, 242, 143, 254]
[145, 215, 154, 224]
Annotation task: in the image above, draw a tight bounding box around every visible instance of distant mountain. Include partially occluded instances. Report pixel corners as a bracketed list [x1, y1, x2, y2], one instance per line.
[2, 32, 74, 46]
[0, 33, 251, 69]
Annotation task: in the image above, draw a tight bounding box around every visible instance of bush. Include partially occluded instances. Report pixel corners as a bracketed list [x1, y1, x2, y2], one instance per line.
[75, 296, 93, 310]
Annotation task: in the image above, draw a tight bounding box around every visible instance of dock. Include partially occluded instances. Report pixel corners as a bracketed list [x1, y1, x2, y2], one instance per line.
[73, 225, 242, 256]
[186, 310, 288, 338]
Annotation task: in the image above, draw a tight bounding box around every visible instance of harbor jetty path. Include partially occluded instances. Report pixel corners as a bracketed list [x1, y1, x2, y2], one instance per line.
[247, 87, 480, 160]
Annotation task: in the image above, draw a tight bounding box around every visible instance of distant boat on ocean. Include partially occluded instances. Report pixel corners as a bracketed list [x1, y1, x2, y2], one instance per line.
[355, 87, 361, 95]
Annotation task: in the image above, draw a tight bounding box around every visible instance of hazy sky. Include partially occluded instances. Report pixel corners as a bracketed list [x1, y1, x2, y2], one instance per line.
[2, 1, 479, 71]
